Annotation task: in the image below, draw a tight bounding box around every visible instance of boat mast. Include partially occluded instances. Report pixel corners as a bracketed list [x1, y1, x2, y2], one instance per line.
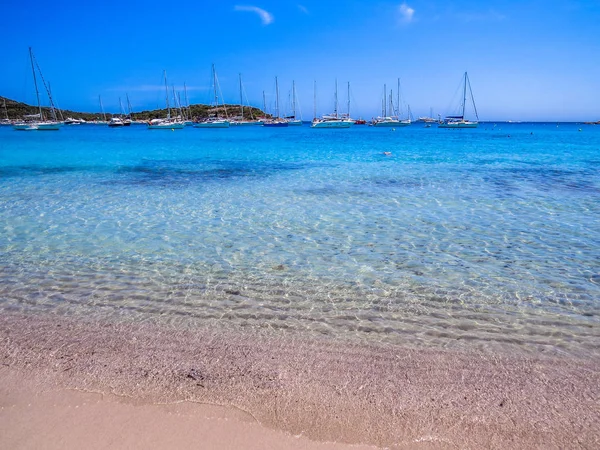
[383, 84, 386, 117]
[212, 64, 218, 109]
[389, 90, 393, 119]
[275, 76, 280, 119]
[172, 85, 181, 118]
[239, 74, 243, 120]
[178, 92, 185, 118]
[119, 97, 125, 117]
[163, 70, 171, 120]
[262, 91, 266, 116]
[177, 92, 184, 119]
[126, 93, 133, 119]
[347, 81, 350, 117]
[292, 80, 296, 120]
[334, 79, 338, 118]
[397, 78, 401, 118]
[183, 83, 190, 121]
[461, 71, 467, 119]
[99, 95, 106, 121]
[465, 72, 479, 121]
[29, 47, 43, 121]
[397, 79, 399, 117]
[47, 83, 60, 121]
[313, 80, 317, 120]
[2, 98, 8, 121]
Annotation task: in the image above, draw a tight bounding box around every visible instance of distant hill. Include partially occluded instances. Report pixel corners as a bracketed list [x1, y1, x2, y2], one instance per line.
[0, 96, 269, 121]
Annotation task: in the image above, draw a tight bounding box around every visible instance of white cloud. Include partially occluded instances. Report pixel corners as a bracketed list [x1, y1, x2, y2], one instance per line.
[398, 3, 415, 24]
[297, 4, 309, 14]
[234, 5, 274, 25]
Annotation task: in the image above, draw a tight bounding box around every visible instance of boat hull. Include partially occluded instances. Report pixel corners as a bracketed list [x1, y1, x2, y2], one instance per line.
[263, 122, 289, 128]
[311, 121, 351, 128]
[287, 120, 303, 126]
[438, 121, 479, 128]
[14, 122, 62, 131]
[230, 121, 264, 126]
[373, 121, 410, 127]
[147, 122, 185, 129]
[193, 121, 230, 128]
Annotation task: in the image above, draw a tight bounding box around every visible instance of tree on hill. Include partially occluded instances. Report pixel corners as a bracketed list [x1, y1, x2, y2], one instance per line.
[0, 96, 268, 122]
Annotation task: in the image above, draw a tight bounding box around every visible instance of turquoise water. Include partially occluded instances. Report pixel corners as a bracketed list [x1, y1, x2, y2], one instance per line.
[1, 123, 599, 356]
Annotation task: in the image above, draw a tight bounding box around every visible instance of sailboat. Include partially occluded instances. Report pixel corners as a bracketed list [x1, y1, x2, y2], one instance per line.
[311, 79, 352, 128]
[0, 98, 10, 125]
[372, 79, 410, 127]
[108, 98, 127, 127]
[285, 80, 302, 126]
[147, 70, 185, 129]
[230, 74, 263, 126]
[417, 107, 437, 123]
[98, 95, 108, 124]
[439, 72, 479, 128]
[182, 83, 194, 126]
[108, 116, 124, 127]
[13, 48, 62, 131]
[124, 94, 134, 126]
[263, 77, 288, 127]
[337, 81, 356, 125]
[194, 64, 230, 128]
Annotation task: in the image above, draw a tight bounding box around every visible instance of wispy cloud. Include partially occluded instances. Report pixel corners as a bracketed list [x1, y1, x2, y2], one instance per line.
[297, 4, 309, 14]
[398, 3, 415, 24]
[234, 5, 274, 25]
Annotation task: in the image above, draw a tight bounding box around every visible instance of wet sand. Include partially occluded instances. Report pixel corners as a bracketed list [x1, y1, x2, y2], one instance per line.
[1, 312, 599, 449]
[0, 368, 377, 450]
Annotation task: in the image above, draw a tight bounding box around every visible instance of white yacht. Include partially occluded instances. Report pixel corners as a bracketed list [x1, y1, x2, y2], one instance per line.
[311, 80, 353, 128]
[13, 48, 62, 131]
[439, 72, 479, 128]
[147, 70, 185, 130]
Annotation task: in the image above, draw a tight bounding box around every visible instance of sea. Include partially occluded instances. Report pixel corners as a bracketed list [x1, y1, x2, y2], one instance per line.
[1, 122, 599, 358]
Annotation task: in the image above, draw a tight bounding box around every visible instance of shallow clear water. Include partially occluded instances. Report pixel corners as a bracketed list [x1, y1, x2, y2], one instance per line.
[1, 122, 599, 356]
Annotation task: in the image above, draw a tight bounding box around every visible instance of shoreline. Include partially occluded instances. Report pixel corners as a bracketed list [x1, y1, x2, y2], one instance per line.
[0, 368, 377, 450]
[1, 311, 599, 448]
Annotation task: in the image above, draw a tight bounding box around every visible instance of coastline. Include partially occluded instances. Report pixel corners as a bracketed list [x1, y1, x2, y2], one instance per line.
[0, 368, 376, 450]
[1, 311, 598, 448]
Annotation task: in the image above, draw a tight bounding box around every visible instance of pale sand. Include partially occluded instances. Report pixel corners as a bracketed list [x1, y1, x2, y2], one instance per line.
[1, 312, 599, 449]
[0, 368, 376, 450]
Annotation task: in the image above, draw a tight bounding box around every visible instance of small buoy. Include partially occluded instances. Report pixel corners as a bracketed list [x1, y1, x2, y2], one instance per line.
[578, 128, 582, 132]
[171, 128, 174, 131]
[383, 151, 392, 156]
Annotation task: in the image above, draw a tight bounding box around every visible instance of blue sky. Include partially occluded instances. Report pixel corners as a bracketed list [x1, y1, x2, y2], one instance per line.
[3, 0, 600, 121]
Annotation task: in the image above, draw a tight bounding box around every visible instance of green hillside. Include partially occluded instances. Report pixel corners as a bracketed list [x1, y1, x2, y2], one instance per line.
[0, 96, 269, 121]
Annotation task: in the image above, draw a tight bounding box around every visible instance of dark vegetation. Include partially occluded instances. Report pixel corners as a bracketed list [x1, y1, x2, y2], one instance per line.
[0, 96, 268, 121]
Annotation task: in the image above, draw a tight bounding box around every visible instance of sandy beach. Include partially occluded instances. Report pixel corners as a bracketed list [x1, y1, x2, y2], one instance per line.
[1, 312, 598, 449]
[0, 367, 378, 450]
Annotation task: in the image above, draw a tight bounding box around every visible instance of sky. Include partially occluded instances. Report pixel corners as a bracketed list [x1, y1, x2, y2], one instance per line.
[2, 0, 600, 121]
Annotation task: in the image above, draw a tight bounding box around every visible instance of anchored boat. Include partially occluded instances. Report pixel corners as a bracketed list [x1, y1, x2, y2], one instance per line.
[439, 72, 479, 128]
[13, 47, 62, 131]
